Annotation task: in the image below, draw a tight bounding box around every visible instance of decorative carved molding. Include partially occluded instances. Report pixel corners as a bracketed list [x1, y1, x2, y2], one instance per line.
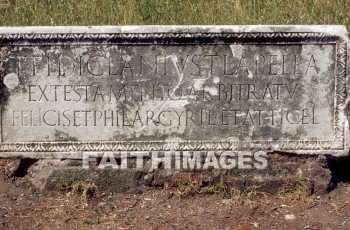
[0, 32, 344, 45]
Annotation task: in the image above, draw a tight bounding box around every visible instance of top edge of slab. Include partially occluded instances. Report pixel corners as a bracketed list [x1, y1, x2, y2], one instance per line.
[0, 25, 347, 39]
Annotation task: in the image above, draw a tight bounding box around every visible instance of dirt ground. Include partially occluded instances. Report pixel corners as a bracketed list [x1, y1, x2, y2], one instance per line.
[1, 159, 350, 230]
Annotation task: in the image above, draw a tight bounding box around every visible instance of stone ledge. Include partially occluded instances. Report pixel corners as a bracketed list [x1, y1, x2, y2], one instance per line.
[22, 153, 331, 196]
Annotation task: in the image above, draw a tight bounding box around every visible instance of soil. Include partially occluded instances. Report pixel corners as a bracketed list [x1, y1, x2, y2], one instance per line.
[1, 159, 350, 230]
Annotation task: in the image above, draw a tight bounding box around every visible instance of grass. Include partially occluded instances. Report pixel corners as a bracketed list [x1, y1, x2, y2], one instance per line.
[205, 176, 228, 194]
[177, 182, 201, 197]
[70, 180, 98, 201]
[277, 177, 312, 201]
[0, 0, 348, 30]
[49, 176, 98, 201]
[174, 175, 228, 197]
[230, 187, 259, 208]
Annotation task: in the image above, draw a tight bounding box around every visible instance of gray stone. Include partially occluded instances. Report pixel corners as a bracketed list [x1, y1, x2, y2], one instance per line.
[297, 161, 332, 195]
[0, 26, 348, 158]
[198, 207, 205, 214]
[222, 199, 233, 205]
[98, 202, 107, 207]
[143, 173, 154, 186]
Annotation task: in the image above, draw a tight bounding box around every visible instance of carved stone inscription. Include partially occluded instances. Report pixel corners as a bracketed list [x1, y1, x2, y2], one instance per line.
[0, 31, 348, 156]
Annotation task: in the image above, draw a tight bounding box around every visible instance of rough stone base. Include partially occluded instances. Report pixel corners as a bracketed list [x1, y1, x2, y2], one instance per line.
[22, 152, 333, 196]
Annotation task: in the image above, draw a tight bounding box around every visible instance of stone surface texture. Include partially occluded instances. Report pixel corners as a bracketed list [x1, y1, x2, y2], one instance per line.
[0, 26, 348, 158]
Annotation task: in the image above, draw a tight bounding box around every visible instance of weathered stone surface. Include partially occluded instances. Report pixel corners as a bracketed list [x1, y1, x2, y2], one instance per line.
[26, 152, 330, 195]
[0, 26, 348, 158]
[297, 161, 331, 195]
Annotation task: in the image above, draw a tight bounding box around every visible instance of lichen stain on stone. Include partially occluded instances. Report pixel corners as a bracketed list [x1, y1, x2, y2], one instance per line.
[54, 130, 79, 142]
[0, 46, 10, 106]
[3, 73, 19, 90]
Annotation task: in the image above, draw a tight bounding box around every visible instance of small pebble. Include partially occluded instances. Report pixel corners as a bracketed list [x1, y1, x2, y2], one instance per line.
[284, 214, 296, 220]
